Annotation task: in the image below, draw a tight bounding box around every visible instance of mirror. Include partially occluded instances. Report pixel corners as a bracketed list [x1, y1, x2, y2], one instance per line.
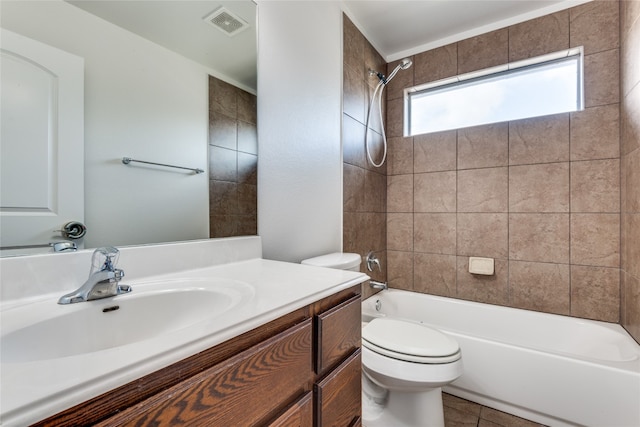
[0, 0, 257, 256]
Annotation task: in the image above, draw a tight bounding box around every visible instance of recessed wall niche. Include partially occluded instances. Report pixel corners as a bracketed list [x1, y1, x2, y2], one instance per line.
[208, 76, 257, 237]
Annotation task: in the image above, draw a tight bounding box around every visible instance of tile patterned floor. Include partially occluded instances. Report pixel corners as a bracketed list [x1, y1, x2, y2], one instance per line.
[443, 393, 548, 427]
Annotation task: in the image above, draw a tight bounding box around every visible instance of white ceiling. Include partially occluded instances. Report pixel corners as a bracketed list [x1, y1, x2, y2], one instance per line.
[67, 0, 258, 93]
[66, 0, 591, 92]
[344, 0, 591, 62]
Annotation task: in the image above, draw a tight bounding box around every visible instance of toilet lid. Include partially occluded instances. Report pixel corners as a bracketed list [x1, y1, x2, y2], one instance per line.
[301, 252, 361, 270]
[362, 318, 459, 359]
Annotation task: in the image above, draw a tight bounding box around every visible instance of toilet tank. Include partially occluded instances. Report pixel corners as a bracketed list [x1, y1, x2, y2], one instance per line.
[301, 252, 361, 272]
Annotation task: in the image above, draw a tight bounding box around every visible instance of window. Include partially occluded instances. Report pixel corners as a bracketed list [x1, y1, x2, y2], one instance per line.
[406, 48, 583, 136]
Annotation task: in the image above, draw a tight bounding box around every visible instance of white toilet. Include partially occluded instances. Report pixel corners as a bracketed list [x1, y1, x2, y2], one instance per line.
[301, 252, 463, 427]
[361, 317, 463, 427]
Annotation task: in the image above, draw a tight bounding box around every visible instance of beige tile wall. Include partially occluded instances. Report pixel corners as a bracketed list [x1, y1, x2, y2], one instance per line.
[343, 16, 388, 298]
[209, 76, 258, 237]
[621, 0, 640, 343]
[385, 1, 623, 322]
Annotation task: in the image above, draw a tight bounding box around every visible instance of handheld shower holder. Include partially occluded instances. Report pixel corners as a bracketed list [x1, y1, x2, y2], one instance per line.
[368, 69, 387, 85]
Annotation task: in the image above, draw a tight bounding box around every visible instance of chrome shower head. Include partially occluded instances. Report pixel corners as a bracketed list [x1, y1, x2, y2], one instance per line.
[369, 57, 413, 88]
[400, 58, 412, 70]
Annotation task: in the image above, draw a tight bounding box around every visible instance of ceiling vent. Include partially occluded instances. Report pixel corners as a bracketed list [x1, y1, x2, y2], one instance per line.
[204, 7, 249, 37]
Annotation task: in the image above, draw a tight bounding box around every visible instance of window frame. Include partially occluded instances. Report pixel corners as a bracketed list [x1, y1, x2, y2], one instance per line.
[404, 47, 584, 136]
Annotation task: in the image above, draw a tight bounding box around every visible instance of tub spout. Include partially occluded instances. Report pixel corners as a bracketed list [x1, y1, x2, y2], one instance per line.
[370, 280, 388, 290]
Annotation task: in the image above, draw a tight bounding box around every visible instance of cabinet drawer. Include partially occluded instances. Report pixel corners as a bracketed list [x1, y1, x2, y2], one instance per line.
[314, 349, 361, 427]
[315, 295, 361, 375]
[98, 319, 313, 427]
[267, 392, 313, 427]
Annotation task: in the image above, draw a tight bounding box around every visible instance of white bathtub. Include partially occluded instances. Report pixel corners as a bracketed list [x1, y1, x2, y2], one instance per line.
[362, 290, 640, 427]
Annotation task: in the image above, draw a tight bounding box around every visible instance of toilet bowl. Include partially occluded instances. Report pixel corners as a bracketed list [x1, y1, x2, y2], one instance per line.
[300, 252, 463, 427]
[361, 317, 463, 427]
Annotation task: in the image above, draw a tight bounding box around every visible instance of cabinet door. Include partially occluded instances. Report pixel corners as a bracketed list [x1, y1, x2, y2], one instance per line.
[315, 295, 361, 375]
[98, 319, 313, 426]
[314, 350, 361, 427]
[268, 392, 313, 427]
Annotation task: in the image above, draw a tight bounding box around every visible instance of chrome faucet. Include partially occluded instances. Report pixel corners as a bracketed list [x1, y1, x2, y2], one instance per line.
[366, 251, 382, 272]
[370, 280, 388, 290]
[58, 247, 131, 304]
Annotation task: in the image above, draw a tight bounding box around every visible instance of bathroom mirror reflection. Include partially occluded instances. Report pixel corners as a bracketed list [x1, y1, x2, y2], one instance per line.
[0, 0, 257, 257]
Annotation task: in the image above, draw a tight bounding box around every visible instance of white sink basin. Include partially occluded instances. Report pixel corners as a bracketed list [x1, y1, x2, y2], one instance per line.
[1, 278, 254, 363]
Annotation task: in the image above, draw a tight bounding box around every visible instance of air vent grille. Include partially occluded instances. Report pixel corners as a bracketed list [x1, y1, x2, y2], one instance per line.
[204, 7, 249, 37]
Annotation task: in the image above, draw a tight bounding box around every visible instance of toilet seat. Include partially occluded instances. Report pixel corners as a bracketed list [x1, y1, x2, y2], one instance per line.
[362, 318, 461, 364]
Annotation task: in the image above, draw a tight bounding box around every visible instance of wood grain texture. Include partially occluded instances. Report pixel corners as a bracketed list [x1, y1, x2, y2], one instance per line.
[315, 350, 362, 427]
[267, 392, 313, 427]
[96, 319, 313, 426]
[32, 307, 308, 427]
[315, 295, 361, 376]
[309, 286, 360, 317]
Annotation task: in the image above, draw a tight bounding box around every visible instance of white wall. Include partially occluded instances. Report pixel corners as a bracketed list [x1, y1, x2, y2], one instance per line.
[257, 1, 343, 262]
[1, 1, 210, 248]
[3, 0, 346, 260]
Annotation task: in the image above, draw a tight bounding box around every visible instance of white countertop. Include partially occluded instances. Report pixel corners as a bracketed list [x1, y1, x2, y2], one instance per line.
[0, 257, 368, 426]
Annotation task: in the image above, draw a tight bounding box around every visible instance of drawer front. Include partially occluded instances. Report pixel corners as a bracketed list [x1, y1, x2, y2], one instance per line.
[98, 319, 313, 427]
[315, 295, 361, 375]
[314, 349, 362, 427]
[267, 392, 313, 427]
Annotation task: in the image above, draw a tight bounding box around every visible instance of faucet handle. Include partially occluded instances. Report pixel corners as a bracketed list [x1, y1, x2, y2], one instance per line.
[366, 251, 382, 272]
[90, 246, 120, 273]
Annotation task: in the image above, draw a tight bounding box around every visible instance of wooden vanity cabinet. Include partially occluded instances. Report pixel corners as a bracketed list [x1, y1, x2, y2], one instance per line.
[267, 392, 313, 427]
[97, 319, 314, 426]
[315, 294, 361, 376]
[33, 285, 362, 427]
[314, 294, 362, 426]
[315, 350, 362, 427]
